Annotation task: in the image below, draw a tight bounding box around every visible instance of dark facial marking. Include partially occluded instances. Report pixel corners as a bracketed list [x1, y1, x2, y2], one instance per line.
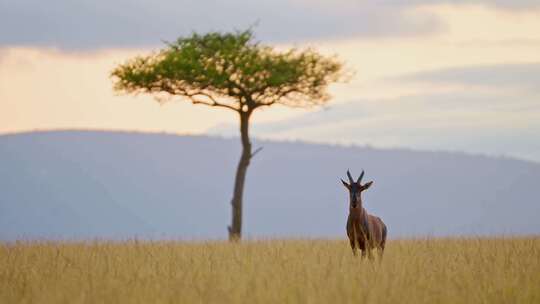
[349, 183, 361, 208]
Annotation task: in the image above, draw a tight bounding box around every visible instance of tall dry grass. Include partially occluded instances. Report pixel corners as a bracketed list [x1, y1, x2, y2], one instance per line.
[1, 238, 539, 303]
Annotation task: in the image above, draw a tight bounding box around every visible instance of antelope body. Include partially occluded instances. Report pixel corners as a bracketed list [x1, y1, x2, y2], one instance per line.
[341, 170, 387, 258]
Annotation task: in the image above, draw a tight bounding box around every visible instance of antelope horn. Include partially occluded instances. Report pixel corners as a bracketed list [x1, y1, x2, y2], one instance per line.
[347, 170, 354, 184]
[357, 170, 365, 183]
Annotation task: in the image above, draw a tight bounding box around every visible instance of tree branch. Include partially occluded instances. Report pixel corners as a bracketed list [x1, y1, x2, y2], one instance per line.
[250, 146, 263, 159]
[254, 87, 301, 108]
[190, 97, 239, 111]
[164, 85, 240, 112]
[255, 100, 277, 108]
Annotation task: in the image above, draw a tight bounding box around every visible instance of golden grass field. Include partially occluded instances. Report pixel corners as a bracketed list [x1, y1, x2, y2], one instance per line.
[1, 238, 539, 303]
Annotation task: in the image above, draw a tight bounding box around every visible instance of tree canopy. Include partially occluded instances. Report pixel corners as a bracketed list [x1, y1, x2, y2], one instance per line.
[111, 30, 344, 113]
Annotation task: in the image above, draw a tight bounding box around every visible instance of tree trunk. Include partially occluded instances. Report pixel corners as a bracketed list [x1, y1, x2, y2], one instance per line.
[228, 111, 252, 241]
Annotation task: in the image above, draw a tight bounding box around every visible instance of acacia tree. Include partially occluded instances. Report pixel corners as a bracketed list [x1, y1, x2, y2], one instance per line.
[111, 30, 344, 241]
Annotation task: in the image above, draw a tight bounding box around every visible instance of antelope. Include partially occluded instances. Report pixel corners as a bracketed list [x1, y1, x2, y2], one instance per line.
[341, 170, 387, 258]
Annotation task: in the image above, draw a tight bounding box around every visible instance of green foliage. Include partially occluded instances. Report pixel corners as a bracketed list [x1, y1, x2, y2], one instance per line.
[111, 30, 344, 112]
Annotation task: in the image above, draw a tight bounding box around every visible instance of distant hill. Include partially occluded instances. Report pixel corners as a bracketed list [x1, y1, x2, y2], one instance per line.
[1, 130, 539, 241]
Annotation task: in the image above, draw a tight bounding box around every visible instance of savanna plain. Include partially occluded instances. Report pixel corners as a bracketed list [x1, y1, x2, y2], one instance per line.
[1, 238, 539, 303]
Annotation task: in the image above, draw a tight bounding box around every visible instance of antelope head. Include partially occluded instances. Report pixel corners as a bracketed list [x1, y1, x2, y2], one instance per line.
[341, 170, 373, 209]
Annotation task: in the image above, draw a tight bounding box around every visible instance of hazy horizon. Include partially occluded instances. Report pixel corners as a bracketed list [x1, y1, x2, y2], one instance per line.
[1, 128, 538, 165]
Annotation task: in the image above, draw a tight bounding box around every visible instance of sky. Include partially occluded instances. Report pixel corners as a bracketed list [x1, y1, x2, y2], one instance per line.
[1, 0, 539, 162]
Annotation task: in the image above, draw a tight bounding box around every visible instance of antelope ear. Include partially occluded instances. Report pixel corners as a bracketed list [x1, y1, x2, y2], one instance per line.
[341, 179, 350, 189]
[362, 181, 373, 190]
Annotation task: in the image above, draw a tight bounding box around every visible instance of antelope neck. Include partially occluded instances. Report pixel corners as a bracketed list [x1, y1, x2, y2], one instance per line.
[349, 205, 365, 218]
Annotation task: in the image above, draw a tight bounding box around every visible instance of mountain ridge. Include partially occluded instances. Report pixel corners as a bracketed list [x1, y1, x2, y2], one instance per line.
[1, 130, 539, 240]
[2, 129, 535, 165]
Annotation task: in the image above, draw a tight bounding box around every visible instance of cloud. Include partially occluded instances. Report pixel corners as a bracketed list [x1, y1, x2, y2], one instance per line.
[0, 49, 6, 65]
[390, 63, 540, 93]
[394, 0, 540, 10]
[3, 0, 539, 50]
[455, 38, 540, 48]
[0, 0, 444, 49]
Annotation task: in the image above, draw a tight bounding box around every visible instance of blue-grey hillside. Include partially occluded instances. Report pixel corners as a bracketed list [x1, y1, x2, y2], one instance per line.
[1, 130, 539, 241]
